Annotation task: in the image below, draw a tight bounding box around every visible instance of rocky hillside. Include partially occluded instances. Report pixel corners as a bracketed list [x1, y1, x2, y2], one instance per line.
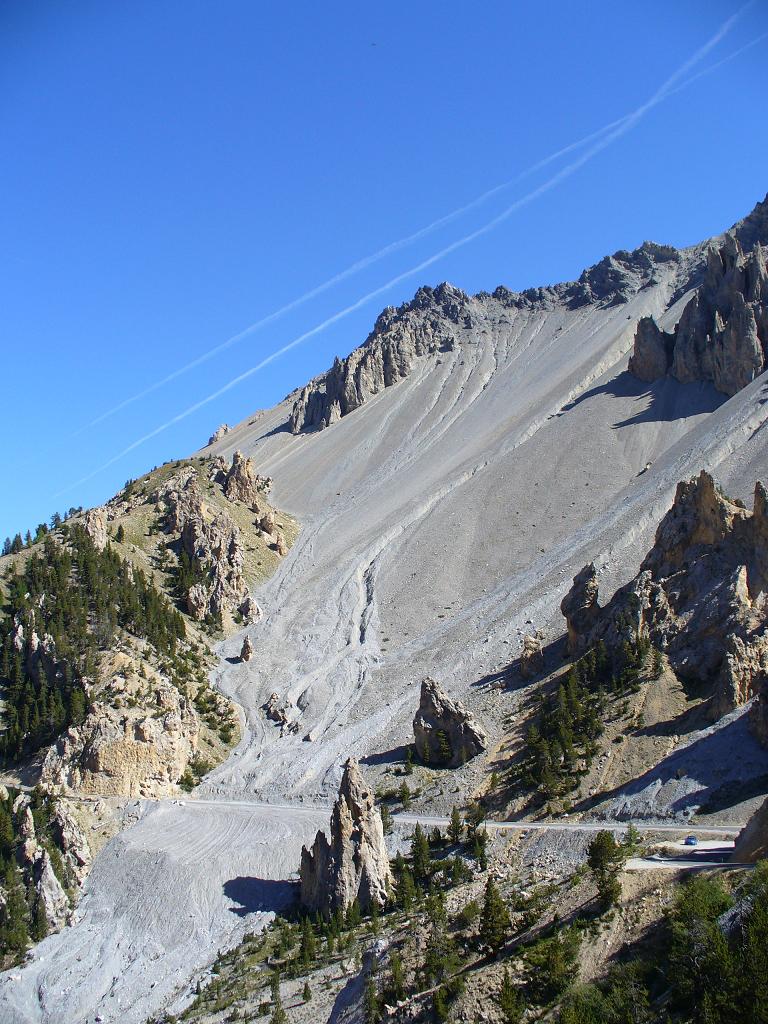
[0, 451, 295, 961]
[561, 470, 768, 724]
[8, 193, 768, 1024]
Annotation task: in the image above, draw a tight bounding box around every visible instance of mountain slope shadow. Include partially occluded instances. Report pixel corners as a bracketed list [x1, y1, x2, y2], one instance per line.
[561, 371, 724, 429]
[578, 707, 768, 817]
[223, 877, 296, 918]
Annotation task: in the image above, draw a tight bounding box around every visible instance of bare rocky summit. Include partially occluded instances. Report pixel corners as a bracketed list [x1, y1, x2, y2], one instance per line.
[562, 470, 768, 724]
[288, 237, 683, 435]
[299, 759, 392, 915]
[412, 676, 488, 767]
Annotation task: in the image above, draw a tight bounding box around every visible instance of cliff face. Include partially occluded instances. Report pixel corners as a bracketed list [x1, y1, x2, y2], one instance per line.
[299, 759, 392, 915]
[41, 671, 199, 798]
[628, 195, 768, 397]
[562, 471, 768, 724]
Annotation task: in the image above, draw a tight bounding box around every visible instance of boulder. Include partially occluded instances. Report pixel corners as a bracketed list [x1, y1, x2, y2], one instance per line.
[240, 636, 254, 662]
[413, 677, 487, 767]
[300, 759, 393, 915]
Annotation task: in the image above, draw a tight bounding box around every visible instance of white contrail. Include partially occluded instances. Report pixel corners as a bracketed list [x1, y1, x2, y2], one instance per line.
[75, 17, 760, 434]
[56, 4, 752, 496]
[75, 120, 626, 434]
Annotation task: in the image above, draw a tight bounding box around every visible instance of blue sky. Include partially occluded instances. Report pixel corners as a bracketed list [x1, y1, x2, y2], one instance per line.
[1, 0, 767, 540]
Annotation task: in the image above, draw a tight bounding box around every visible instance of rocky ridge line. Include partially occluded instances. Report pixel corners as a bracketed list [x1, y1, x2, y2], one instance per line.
[288, 239, 683, 434]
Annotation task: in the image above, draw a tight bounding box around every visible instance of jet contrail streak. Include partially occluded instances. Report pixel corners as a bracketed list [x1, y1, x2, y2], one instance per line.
[56, 4, 751, 497]
[75, 120, 626, 435]
[76, 12, 758, 435]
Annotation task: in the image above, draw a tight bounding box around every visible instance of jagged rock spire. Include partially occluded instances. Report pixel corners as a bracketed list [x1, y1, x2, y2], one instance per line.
[299, 758, 392, 915]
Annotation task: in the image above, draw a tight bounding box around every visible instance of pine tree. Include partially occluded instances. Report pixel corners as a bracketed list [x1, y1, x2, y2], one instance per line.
[498, 969, 523, 1024]
[299, 916, 316, 967]
[435, 729, 453, 764]
[587, 830, 625, 910]
[404, 747, 414, 774]
[432, 986, 449, 1023]
[389, 949, 405, 1001]
[363, 969, 380, 1024]
[346, 898, 361, 930]
[270, 971, 287, 1024]
[398, 868, 417, 911]
[31, 897, 48, 942]
[447, 805, 463, 845]
[302, 981, 312, 1002]
[380, 803, 393, 835]
[479, 877, 510, 954]
[410, 824, 431, 883]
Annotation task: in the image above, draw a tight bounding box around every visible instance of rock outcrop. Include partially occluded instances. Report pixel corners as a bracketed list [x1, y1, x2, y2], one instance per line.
[628, 214, 768, 397]
[413, 677, 488, 767]
[519, 634, 545, 679]
[222, 450, 271, 506]
[83, 507, 108, 551]
[41, 677, 199, 798]
[561, 471, 768, 722]
[163, 475, 254, 624]
[732, 795, 768, 862]
[207, 423, 230, 446]
[750, 676, 768, 748]
[289, 283, 471, 433]
[11, 793, 92, 934]
[627, 317, 675, 381]
[240, 636, 254, 662]
[299, 759, 392, 915]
